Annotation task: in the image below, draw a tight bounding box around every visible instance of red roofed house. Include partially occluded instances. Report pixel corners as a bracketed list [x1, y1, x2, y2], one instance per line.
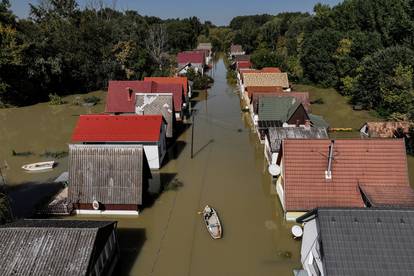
[276, 139, 414, 221]
[144, 76, 192, 100]
[236, 60, 252, 70]
[105, 80, 185, 120]
[72, 114, 167, 169]
[177, 51, 206, 75]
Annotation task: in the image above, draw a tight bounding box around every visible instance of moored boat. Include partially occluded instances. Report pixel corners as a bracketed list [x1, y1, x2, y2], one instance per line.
[202, 205, 222, 239]
[22, 161, 55, 172]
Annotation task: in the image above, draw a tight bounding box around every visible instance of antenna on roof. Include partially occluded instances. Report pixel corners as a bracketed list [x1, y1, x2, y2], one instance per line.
[325, 140, 335, 180]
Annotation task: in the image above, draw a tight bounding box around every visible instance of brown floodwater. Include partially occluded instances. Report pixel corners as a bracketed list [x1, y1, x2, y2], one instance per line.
[2, 59, 301, 275]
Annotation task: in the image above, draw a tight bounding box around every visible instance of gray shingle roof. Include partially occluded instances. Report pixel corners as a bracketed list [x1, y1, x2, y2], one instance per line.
[136, 93, 174, 138]
[267, 127, 328, 152]
[68, 144, 150, 206]
[0, 219, 116, 276]
[316, 208, 414, 276]
[258, 96, 301, 122]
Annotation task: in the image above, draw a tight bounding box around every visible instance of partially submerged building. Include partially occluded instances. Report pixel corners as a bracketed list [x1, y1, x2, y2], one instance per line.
[296, 208, 414, 276]
[0, 219, 119, 275]
[68, 144, 152, 214]
[72, 115, 167, 169]
[105, 80, 185, 120]
[360, 121, 412, 138]
[177, 51, 206, 75]
[276, 139, 413, 220]
[230, 44, 245, 57]
[264, 127, 328, 166]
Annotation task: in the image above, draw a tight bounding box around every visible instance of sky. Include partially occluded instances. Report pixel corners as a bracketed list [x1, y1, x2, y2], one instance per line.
[11, 0, 342, 26]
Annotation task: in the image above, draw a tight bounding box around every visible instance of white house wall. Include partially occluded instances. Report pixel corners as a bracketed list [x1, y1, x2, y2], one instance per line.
[301, 220, 325, 276]
[143, 145, 161, 170]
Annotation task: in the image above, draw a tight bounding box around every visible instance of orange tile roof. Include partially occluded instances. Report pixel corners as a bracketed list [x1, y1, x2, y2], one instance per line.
[280, 139, 410, 212]
[144, 77, 189, 97]
[245, 86, 283, 98]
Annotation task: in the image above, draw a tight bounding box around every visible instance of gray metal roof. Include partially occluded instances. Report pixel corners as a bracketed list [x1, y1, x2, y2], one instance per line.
[0, 219, 116, 276]
[68, 144, 149, 206]
[136, 93, 174, 138]
[316, 208, 414, 276]
[267, 127, 328, 152]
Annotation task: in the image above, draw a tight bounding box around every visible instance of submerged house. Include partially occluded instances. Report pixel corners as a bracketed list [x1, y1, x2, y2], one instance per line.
[105, 80, 185, 120]
[69, 144, 152, 214]
[296, 208, 414, 276]
[360, 121, 412, 138]
[255, 96, 310, 140]
[276, 139, 413, 221]
[264, 127, 328, 166]
[72, 115, 167, 169]
[230, 44, 245, 57]
[241, 72, 290, 96]
[144, 76, 192, 100]
[177, 51, 206, 75]
[0, 219, 119, 275]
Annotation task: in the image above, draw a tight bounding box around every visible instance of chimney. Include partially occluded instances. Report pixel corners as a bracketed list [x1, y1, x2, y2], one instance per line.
[325, 140, 335, 180]
[304, 120, 311, 129]
[126, 87, 133, 101]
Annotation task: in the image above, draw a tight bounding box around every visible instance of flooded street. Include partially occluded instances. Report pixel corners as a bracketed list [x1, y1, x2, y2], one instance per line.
[116, 59, 300, 275]
[1, 59, 300, 275]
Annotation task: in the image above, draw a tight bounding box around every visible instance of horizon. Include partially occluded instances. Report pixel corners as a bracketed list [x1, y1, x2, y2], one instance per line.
[11, 0, 342, 25]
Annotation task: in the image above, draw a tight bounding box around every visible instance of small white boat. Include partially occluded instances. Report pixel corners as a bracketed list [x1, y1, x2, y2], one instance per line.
[22, 161, 55, 172]
[202, 205, 222, 239]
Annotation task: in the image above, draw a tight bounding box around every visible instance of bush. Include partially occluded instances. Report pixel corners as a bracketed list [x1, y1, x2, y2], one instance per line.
[311, 98, 324, 104]
[48, 94, 65, 105]
[83, 96, 100, 105]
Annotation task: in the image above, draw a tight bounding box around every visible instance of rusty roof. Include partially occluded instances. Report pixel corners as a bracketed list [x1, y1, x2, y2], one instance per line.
[280, 139, 410, 211]
[362, 121, 412, 138]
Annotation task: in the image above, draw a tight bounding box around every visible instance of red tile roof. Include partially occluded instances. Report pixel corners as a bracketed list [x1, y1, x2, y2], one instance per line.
[177, 51, 205, 64]
[105, 80, 184, 113]
[72, 115, 164, 142]
[246, 86, 284, 98]
[262, 67, 281, 73]
[144, 77, 189, 97]
[237, 61, 252, 69]
[359, 184, 414, 207]
[280, 139, 410, 212]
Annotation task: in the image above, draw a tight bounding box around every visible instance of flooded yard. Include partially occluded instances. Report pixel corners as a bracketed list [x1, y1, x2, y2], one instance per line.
[1, 59, 300, 275]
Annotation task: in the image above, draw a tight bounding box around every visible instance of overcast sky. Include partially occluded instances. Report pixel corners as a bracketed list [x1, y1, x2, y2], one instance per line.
[11, 0, 342, 26]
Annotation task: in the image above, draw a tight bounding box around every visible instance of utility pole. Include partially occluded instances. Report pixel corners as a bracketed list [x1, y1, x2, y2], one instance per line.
[191, 111, 195, 159]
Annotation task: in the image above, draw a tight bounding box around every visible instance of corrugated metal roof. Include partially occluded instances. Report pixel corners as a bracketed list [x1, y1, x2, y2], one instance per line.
[281, 139, 410, 211]
[316, 208, 414, 275]
[68, 144, 149, 205]
[72, 114, 163, 142]
[0, 219, 116, 276]
[136, 93, 174, 138]
[258, 96, 302, 122]
[267, 127, 328, 152]
[251, 92, 310, 112]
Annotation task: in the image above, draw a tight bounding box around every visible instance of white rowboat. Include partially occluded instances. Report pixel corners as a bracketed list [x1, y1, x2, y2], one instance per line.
[202, 205, 222, 239]
[22, 161, 55, 172]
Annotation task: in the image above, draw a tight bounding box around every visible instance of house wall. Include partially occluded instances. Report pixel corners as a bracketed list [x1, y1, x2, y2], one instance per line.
[286, 211, 307, 222]
[287, 105, 309, 126]
[301, 220, 325, 276]
[74, 203, 139, 216]
[93, 229, 119, 276]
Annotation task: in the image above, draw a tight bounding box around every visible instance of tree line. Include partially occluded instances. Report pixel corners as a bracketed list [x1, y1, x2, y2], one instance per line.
[0, 0, 210, 106]
[2, 0, 414, 121]
[222, 0, 414, 120]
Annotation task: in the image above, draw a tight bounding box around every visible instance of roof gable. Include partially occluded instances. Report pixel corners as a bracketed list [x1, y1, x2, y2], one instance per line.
[72, 114, 163, 142]
[281, 139, 410, 211]
[258, 96, 302, 122]
[144, 76, 188, 97]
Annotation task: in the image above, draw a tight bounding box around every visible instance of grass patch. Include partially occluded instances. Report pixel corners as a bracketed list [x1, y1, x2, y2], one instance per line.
[294, 84, 380, 131]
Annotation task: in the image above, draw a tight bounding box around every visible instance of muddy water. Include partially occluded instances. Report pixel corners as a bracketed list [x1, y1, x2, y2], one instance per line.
[2, 59, 301, 275]
[112, 59, 299, 275]
[0, 91, 106, 185]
